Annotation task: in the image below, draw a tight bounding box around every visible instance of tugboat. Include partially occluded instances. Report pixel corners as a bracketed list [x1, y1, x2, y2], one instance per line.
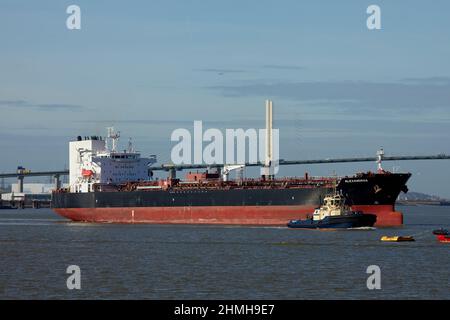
[432, 229, 450, 243]
[287, 193, 377, 229]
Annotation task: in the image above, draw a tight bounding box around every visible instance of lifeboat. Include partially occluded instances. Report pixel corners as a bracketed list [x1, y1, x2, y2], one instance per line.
[81, 169, 94, 177]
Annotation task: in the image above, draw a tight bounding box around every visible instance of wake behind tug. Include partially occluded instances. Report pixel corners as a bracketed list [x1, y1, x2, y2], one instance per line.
[287, 193, 377, 229]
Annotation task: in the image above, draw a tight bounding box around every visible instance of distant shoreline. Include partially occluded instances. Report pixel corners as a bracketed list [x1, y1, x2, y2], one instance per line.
[397, 200, 450, 206]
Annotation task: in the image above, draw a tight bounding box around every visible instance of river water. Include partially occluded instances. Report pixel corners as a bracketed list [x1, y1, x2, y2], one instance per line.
[0, 206, 448, 299]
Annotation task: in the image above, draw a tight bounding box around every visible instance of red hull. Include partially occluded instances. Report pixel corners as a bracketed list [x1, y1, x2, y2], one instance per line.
[54, 204, 403, 227]
[436, 235, 450, 243]
[351, 205, 403, 227]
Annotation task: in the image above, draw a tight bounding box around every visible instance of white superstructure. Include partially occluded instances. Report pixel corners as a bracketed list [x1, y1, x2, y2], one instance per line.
[312, 194, 349, 221]
[262, 99, 275, 178]
[69, 128, 157, 193]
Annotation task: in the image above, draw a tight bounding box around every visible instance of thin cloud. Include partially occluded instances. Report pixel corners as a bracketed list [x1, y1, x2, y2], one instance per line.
[0, 100, 84, 111]
[262, 64, 305, 70]
[75, 119, 257, 126]
[195, 68, 246, 75]
[0, 100, 29, 107]
[208, 79, 450, 114]
[76, 119, 192, 125]
[36, 104, 84, 111]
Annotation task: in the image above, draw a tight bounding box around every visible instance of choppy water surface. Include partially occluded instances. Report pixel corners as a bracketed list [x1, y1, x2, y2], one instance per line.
[0, 206, 449, 299]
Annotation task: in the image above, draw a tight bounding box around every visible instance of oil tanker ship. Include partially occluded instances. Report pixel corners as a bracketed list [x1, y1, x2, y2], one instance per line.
[52, 126, 411, 227]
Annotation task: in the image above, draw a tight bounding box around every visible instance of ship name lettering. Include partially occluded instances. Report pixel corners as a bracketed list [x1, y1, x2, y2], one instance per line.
[345, 179, 368, 183]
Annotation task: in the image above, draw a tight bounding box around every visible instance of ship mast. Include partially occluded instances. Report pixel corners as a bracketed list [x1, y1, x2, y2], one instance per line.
[127, 137, 134, 153]
[377, 148, 385, 173]
[333, 171, 338, 195]
[107, 127, 120, 152]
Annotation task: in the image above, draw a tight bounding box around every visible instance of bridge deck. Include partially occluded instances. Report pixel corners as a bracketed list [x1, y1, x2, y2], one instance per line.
[1, 154, 449, 178]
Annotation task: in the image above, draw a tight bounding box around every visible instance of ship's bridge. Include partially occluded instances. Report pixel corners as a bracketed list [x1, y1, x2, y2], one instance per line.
[69, 128, 157, 193]
[109, 153, 140, 160]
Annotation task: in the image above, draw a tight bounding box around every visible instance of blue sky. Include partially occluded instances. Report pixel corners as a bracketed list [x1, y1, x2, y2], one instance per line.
[1, 0, 450, 197]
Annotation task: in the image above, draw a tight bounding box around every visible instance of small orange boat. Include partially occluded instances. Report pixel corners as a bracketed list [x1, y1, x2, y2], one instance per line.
[380, 236, 415, 242]
[432, 229, 450, 243]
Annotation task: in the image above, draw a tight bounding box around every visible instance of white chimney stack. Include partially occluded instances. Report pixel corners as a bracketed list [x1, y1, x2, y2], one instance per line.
[263, 99, 273, 178]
